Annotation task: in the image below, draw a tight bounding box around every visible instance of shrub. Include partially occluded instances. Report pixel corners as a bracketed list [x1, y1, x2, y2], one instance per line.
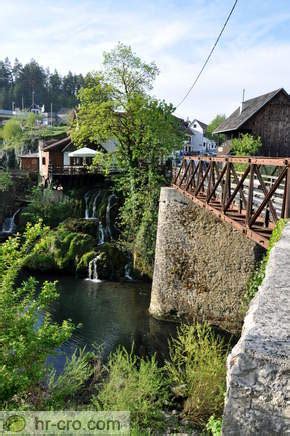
[0, 223, 74, 405]
[46, 349, 96, 409]
[244, 218, 287, 305]
[0, 171, 13, 192]
[165, 324, 226, 426]
[21, 187, 82, 229]
[206, 415, 222, 435]
[232, 133, 262, 156]
[93, 348, 169, 431]
[24, 227, 97, 273]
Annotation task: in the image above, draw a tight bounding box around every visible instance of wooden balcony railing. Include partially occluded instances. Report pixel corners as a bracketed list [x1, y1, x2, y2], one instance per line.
[48, 165, 119, 176]
[173, 155, 290, 247]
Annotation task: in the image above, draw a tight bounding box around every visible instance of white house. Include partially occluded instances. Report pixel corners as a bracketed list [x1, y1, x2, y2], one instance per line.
[183, 119, 216, 155]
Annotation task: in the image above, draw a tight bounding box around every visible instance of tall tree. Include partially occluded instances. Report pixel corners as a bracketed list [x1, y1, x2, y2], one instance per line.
[72, 43, 184, 275]
[206, 114, 226, 143]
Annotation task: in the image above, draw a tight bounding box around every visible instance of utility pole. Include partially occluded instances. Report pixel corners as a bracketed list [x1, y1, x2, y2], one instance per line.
[242, 88, 245, 104]
[50, 102, 53, 127]
[32, 90, 35, 107]
[21, 96, 24, 111]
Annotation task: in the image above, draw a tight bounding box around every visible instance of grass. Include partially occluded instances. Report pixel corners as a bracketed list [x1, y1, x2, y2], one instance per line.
[92, 347, 169, 432]
[165, 323, 227, 427]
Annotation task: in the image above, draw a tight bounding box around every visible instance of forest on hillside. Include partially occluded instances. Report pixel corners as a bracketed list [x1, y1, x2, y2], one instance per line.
[0, 58, 85, 112]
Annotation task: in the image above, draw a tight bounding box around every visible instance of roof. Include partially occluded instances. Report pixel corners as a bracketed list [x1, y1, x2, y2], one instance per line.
[214, 88, 287, 134]
[68, 147, 97, 158]
[192, 119, 208, 131]
[42, 136, 72, 152]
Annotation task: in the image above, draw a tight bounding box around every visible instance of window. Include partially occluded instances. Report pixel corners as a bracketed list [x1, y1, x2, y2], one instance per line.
[42, 157, 46, 165]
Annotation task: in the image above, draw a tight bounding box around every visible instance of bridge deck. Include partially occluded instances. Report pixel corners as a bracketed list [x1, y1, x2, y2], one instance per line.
[173, 156, 290, 248]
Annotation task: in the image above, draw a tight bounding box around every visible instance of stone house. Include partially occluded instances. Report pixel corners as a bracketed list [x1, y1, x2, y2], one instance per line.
[214, 88, 290, 156]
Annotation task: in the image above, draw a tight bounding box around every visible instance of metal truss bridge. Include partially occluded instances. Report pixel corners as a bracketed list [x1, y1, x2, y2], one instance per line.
[173, 156, 290, 248]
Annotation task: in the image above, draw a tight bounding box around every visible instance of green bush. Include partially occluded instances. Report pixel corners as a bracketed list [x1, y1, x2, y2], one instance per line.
[206, 415, 222, 435]
[165, 324, 226, 426]
[0, 171, 13, 192]
[46, 349, 96, 409]
[24, 226, 97, 273]
[0, 223, 74, 405]
[93, 348, 169, 431]
[244, 218, 287, 305]
[232, 133, 262, 156]
[21, 187, 82, 229]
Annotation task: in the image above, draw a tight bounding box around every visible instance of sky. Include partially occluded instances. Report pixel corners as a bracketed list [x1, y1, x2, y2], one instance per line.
[1, 0, 290, 122]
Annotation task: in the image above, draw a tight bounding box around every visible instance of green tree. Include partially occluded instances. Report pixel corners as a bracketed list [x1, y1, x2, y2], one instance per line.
[0, 171, 13, 192]
[0, 222, 74, 404]
[206, 114, 226, 142]
[72, 43, 184, 275]
[232, 133, 262, 156]
[2, 118, 23, 147]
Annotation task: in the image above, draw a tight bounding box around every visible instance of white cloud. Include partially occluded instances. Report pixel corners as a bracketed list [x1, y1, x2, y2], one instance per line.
[1, 0, 290, 122]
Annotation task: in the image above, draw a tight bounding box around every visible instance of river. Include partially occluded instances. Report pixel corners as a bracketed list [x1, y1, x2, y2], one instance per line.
[37, 275, 177, 372]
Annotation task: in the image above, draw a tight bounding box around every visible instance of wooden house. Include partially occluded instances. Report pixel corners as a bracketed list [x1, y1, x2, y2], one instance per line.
[214, 88, 290, 156]
[38, 136, 100, 184]
[19, 152, 39, 173]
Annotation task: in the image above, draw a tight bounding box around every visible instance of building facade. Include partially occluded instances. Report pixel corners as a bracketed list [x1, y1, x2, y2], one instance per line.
[184, 119, 216, 155]
[214, 88, 290, 156]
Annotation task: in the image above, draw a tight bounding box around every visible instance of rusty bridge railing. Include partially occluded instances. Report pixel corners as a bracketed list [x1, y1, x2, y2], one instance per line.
[173, 156, 290, 247]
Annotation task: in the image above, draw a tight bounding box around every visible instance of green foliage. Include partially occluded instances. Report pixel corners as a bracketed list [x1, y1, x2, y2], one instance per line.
[206, 416, 222, 435]
[0, 222, 74, 405]
[232, 133, 262, 156]
[93, 347, 169, 431]
[24, 225, 97, 273]
[206, 114, 226, 142]
[72, 43, 185, 276]
[165, 324, 226, 426]
[0, 171, 13, 192]
[2, 119, 23, 147]
[244, 219, 287, 305]
[21, 187, 82, 228]
[47, 349, 95, 408]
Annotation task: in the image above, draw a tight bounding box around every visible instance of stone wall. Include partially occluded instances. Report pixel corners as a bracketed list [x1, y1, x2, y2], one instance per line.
[149, 187, 264, 334]
[222, 223, 290, 435]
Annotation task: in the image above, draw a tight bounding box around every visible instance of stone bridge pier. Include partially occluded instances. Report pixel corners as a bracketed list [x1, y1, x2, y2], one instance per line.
[149, 187, 264, 333]
[150, 186, 290, 434]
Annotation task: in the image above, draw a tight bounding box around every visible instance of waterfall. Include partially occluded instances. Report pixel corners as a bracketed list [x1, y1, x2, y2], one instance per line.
[98, 223, 105, 245]
[84, 192, 90, 219]
[92, 192, 101, 218]
[84, 191, 100, 220]
[124, 262, 133, 281]
[87, 255, 102, 282]
[105, 194, 117, 239]
[1, 209, 21, 234]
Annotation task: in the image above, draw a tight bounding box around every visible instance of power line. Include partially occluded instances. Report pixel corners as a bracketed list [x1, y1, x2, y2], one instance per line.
[175, 0, 238, 109]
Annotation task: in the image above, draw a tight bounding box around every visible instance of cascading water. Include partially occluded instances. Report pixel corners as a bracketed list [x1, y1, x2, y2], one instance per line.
[92, 192, 101, 219]
[98, 223, 105, 245]
[87, 255, 102, 282]
[105, 194, 117, 239]
[84, 192, 90, 219]
[124, 262, 133, 281]
[1, 209, 21, 234]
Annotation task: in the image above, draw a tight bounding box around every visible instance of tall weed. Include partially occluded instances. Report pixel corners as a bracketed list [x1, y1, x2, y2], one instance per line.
[166, 324, 226, 426]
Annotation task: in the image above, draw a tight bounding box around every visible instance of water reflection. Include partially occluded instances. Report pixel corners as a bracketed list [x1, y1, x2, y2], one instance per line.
[40, 275, 177, 372]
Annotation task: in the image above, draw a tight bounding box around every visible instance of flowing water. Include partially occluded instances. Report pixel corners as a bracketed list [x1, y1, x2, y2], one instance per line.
[38, 275, 177, 373]
[1, 208, 21, 234]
